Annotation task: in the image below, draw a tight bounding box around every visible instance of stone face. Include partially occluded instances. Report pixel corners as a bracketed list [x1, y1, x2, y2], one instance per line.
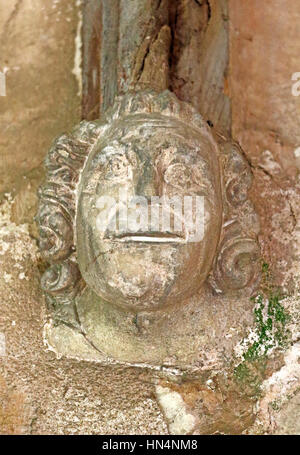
[77, 92, 223, 310]
[37, 90, 261, 369]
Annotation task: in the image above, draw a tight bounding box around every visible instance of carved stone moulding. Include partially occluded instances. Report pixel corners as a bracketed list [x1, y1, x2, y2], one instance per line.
[37, 90, 261, 371]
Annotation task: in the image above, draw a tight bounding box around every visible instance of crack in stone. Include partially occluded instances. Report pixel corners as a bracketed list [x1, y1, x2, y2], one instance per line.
[156, 0, 163, 10]
[194, 0, 203, 7]
[206, 0, 212, 21]
[84, 248, 115, 273]
[136, 39, 153, 84]
[240, 150, 298, 233]
[169, 0, 213, 97]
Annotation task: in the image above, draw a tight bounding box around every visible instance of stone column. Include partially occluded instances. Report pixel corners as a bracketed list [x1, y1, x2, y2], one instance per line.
[82, 0, 171, 118]
[82, 0, 230, 134]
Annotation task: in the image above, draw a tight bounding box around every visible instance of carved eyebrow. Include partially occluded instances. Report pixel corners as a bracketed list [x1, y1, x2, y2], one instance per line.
[160, 155, 211, 172]
[101, 145, 126, 157]
[90, 148, 129, 170]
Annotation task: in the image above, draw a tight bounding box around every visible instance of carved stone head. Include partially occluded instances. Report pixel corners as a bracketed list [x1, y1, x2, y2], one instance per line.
[37, 90, 260, 326]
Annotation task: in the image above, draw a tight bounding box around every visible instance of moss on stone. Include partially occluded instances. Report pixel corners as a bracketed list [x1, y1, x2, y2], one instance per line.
[234, 262, 291, 393]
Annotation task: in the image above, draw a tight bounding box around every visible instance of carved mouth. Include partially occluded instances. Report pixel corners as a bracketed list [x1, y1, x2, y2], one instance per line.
[109, 232, 186, 243]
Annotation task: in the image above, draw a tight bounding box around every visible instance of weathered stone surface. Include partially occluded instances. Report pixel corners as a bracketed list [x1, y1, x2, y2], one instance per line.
[229, 0, 300, 433]
[246, 340, 300, 435]
[85, 0, 230, 131]
[0, 0, 299, 435]
[0, 197, 168, 434]
[229, 0, 300, 150]
[156, 376, 256, 435]
[82, 0, 102, 120]
[229, 0, 300, 288]
[99, 0, 170, 112]
[0, 0, 81, 195]
[275, 393, 300, 435]
[137, 24, 171, 92]
[170, 0, 231, 134]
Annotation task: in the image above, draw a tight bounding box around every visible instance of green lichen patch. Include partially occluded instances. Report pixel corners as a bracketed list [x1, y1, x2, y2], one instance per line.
[242, 292, 290, 362]
[233, 263, 291, 393]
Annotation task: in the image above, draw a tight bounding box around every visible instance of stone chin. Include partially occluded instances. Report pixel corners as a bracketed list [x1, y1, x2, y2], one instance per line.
[77, 238, 218, 311]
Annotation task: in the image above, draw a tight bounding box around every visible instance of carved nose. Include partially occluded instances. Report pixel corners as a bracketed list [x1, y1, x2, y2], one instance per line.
[135, 169, 158, 197]
[139, 181, 157, 198]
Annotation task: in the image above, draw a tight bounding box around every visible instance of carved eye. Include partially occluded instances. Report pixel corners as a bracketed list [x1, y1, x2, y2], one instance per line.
[164, 163, 192, 188]
[106, 154, 129, 178]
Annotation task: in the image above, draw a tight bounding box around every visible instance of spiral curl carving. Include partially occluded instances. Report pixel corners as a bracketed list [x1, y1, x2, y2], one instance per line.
[209, 140, 261, 294]
[37, 121, 102, 308]
[212, 237, 261, 293]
